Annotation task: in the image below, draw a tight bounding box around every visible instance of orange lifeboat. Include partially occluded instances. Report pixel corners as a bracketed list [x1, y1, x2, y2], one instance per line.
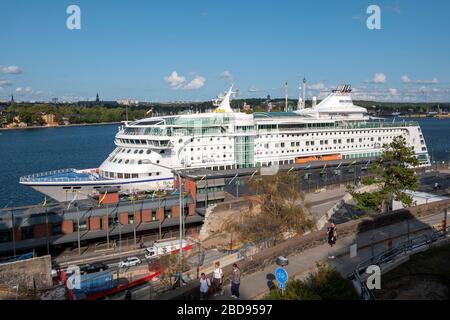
[295, 154, 342, 164]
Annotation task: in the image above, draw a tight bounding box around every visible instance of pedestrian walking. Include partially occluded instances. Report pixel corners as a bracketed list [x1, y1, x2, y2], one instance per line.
[199, 273, 211, 300]
[125, 290, 132, 300]
[212, 261, 224, 296]
[327, 219, 337, 259]
[230, 263, 241, 299]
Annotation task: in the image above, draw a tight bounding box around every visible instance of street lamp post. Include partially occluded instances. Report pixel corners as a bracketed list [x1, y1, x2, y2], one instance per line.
[132, 198, 137, 247]
[106, 204, 110, 248]
[11, 209, 16, 256]
[148, 161, 185, 277]
[45, 206, 50, 255]
[76, 204, 81, 256]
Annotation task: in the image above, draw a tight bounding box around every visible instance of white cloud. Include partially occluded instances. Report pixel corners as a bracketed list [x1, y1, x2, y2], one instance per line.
[25, 87, 33, 93]
[0, 65, 23, 74]
[220, 70, 233, 82]
[416, 77, 439, 84]
[248, 85, 263, 93]
[308, 82, 325, 90]
[164, 71, 186, 89]
[164, 71, 205, 90]
[388, 88, 398, 95]
[373, 73, 387, 84]
[401, 75, 439, 85]
[401, 75, 411, 83]
[183, 75, 205, 90]
[0, 79, 12, 87]
[15, 87, 22, 92]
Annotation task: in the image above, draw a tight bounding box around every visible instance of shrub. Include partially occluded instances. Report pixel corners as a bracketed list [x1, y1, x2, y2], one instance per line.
[264, 264, 359, 300]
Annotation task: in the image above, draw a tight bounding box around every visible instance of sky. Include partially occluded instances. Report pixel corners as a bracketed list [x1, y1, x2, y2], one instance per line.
[0, 0, 450, 103]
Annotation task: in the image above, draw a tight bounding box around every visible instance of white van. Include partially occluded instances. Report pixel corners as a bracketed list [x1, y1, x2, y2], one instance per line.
[144, 239, 188, 259]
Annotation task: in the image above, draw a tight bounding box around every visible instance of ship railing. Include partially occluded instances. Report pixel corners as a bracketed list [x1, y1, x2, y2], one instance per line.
[19, 168, 98, 183]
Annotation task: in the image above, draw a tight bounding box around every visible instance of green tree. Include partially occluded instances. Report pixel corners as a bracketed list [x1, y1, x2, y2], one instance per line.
[348, 136, 419, 214]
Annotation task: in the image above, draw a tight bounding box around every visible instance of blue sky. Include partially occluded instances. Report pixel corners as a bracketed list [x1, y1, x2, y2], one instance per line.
[0, 0, 449, 102]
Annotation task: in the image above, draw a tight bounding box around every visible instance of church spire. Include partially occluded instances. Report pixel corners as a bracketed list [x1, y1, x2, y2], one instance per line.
[96, 92, 100, 103]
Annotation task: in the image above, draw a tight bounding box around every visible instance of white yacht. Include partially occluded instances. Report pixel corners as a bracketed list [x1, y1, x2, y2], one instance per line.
[20, 85, 430, 202]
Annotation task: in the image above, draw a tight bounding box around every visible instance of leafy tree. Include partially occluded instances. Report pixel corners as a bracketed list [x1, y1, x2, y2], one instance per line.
[158, 253, 190, 289]
[225, 172, 314, 245]
[348, 136, 419, 214]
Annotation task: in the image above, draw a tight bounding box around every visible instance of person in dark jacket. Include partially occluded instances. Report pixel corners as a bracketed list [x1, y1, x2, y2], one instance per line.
[230, 263, 241, 299]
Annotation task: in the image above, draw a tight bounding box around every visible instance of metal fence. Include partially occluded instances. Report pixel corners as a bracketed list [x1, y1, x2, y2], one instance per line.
[350, 225, 450, 300]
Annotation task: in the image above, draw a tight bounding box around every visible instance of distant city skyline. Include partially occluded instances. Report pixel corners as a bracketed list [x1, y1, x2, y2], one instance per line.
[1, 0, 450, 103]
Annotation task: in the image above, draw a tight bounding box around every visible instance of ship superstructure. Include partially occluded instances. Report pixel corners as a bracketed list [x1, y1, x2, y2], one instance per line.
[20, 85, 430, 202]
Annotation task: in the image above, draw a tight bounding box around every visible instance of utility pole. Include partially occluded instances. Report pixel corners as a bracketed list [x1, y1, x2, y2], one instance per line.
[106, 204, 110, 248]
[45, 206, 50, 255]
[11, 209, 16, 256]
[132, 198, 137, 247]
[76, 204, 81, 256]
[444, 208, 448, 236]
[205, 176, 208, 209]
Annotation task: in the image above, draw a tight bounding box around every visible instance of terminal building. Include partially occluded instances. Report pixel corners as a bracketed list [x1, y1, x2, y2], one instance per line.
[1, 158, 374, 256]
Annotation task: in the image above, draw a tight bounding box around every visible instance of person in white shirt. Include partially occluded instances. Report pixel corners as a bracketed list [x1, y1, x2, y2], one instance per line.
[212, 261, 224, 295]
[199, 273, 211, 300]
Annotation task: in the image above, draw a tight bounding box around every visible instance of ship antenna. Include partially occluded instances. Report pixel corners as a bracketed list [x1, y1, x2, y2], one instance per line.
[284, 82, 288, 112]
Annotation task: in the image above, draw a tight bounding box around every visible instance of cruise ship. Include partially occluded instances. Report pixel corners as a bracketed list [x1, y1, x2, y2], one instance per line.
[20, 85, 430, 202]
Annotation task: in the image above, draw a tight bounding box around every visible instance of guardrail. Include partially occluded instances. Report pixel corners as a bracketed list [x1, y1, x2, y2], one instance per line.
[20, 168, 99, 183]
[350, 225, 449, 300]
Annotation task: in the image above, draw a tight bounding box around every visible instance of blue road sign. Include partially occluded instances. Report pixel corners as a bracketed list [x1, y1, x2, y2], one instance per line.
[275, 267, 288, 289]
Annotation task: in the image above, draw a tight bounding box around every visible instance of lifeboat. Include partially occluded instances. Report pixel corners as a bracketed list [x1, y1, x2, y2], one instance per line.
[295, 154, 342, 164]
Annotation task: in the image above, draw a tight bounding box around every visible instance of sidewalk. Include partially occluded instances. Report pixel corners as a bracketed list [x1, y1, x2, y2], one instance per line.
[210, 211, 445, 300]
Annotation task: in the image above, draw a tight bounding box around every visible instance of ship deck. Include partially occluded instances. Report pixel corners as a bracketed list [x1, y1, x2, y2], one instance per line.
[20, 168, 104, 183]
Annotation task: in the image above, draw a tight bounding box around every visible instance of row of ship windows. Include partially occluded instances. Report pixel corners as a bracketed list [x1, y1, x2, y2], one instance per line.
[257, 145, 383, 155]
[259, 136, 398, 148]
[184, 146, 233, 152]
[118, 147, 152, 155]
[100, 171, 162, 179]
[258, 129, 402, 139]
[343, 152, 383, 159]
[110, 158, 161, 165]
[116, 138, 171, 147]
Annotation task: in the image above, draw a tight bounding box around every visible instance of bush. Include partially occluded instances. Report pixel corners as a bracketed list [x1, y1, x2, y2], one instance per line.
[264, 264, 359, 300]
[265, 280, 321, 300]
[307, 264, 359, 300]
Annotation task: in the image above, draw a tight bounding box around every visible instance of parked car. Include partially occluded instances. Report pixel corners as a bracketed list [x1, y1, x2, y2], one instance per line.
[80, 262, 108, 274]
[118, 257, 141, 268]
[276, 256, 289, 267]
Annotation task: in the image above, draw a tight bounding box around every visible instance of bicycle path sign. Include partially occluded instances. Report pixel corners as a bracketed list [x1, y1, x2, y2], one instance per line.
[275, 267, 288, 290]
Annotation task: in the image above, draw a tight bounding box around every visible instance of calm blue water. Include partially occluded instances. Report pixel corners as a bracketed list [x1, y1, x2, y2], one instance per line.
[0, 124, 118, 208]
[0, 119, 449, 207]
